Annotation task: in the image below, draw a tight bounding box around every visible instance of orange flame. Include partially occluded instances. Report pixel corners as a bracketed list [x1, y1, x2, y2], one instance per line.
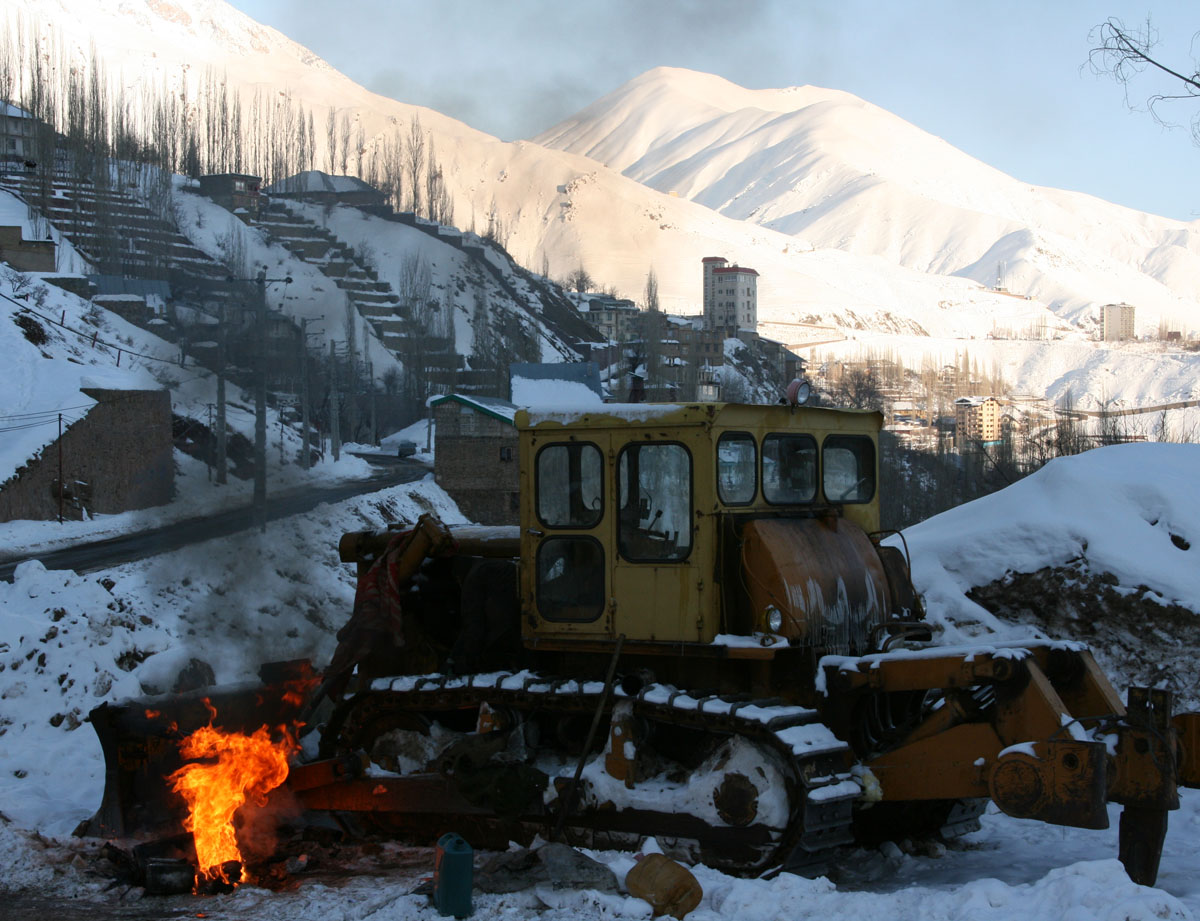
[168, 715, 298, 885]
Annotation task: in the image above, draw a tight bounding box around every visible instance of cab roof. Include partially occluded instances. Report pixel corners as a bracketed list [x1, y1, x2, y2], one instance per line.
[515, 402, 883, 432]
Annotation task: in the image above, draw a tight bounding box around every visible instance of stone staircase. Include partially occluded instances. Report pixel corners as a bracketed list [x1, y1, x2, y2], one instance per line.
[0, 173, 229, 292]
[252, 201, 411, 353]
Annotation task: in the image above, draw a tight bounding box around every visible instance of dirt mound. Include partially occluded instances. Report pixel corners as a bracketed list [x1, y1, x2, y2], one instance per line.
[968, 564, 1200, 710]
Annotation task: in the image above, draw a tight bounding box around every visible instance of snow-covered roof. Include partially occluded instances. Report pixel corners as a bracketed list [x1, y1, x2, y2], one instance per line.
[264, 171, 381, 196]
[510, 362, 602, 398]
[955, 395, 1000, 406]
[428, 393, 518, 425]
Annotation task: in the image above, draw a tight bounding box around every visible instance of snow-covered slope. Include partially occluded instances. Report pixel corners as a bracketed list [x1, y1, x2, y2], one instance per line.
[5, 0, 1199, 414]
[3, 446, 1200, 917]
[537, 67, 1200, 334]
[896, 442, 1200, 706]
[0, 2, 1092, 336]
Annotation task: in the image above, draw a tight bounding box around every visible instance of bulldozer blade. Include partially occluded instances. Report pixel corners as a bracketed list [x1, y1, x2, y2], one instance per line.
[76, 660, 315, 840]
[1118, 806, 1169, 887]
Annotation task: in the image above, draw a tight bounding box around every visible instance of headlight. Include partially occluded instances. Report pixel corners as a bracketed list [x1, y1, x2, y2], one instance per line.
[766, 605, 783, 634]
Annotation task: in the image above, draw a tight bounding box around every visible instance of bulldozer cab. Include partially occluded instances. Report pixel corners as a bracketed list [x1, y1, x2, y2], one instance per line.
[516, 402, 884, 649]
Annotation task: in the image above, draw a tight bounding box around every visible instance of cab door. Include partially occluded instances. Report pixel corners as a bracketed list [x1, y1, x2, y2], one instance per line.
[522, 434, 613, 639]
[610, 430, 708, 643]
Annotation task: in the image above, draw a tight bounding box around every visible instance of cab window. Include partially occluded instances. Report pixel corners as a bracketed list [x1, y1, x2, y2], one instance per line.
[717, 432, 756, 505]
[762, 434, 817, 504]
[536, 442, 602, 528]
[537, 537, 604, 621]
[823, 435, 876, 503]
[618, 443, 692, 561]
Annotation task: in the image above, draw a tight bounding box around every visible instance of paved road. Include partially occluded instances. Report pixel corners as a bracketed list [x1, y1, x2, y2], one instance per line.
[0, 462, 428, 582]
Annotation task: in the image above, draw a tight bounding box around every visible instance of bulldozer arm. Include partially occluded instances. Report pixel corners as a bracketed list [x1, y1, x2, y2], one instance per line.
[821, 642, 1197, 885]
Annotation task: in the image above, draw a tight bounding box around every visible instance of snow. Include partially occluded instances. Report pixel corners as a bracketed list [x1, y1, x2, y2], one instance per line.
[0, 477, 467, 836]
[0, 251, 167, 488]
[3, 2, 1200, 915]
[893, 443, 1200, 645]
[511, 377, 603, 410]
[1, 428, 1200, 917]
[5, 2, 1199, 414]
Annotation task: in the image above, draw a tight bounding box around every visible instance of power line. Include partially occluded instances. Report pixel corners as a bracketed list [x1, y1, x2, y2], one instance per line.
[1, 286, 217, 376]
[0, 401, 95, 420]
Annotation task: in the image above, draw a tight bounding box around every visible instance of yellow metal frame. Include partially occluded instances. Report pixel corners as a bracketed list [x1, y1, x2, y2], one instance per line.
[515, 402, 884, 647]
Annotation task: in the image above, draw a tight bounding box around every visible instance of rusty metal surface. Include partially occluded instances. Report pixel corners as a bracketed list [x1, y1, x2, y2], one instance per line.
[1173, 712, 1200, 787]
[1119, 805, 1170, 886]
[740, 517, 888, 656]
[865, 722, 998, 801]
[293, 774, 493, 814]
[339, 525, 521, 565]
[988, 740, 1109, 830]
[1110, 688, 1180, 811]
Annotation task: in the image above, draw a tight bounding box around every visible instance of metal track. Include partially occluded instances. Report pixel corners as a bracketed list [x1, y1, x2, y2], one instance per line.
[319, 671, 861, 874]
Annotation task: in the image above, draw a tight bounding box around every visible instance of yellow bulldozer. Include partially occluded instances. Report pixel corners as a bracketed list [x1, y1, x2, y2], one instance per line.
[85, 401, 1200, 886]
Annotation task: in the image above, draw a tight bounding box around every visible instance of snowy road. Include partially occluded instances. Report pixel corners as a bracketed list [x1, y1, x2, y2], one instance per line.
[0, 463, 427, 581]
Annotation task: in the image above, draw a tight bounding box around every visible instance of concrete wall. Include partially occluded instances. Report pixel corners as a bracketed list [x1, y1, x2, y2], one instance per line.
[0, 388, 173, 522]
[433, 403, 519, 524]
[0, 225, 55, 272]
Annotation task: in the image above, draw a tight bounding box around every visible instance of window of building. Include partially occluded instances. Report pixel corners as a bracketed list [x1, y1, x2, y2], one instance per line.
[499, 445, 514, 462]
[618, 442, 692, 561]
[537, 537, 604, 621]
[717, 432, 756, 504]
[762, 434, 817, 504]
[822, 435, 876, 503]
[536, 442, 603, 528]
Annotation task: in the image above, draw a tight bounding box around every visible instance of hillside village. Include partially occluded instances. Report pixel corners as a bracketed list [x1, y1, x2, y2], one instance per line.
[4, 4, 1200, 920]
[4, 75, 1199, 532]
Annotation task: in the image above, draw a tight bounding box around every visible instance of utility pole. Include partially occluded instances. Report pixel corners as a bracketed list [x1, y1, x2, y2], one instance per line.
[216, 302, 227, 485]
[254, 271, 267, 533]
[206, 403, 213, 481]
[299, 318, 311, 469]
[346, 334, 359, 445]
[57, 413, 63, 524]
[329, 340, 341, 462]
[368, 360, 377, 446]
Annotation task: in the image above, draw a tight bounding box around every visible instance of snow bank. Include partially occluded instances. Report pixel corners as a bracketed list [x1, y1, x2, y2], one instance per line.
[0, 478, 466, 835]
[896, 443, 1200, 643]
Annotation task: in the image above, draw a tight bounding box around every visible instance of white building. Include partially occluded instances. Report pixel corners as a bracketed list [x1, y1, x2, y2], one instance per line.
[1101, 302, 1136, 341]
[1, 102, 37, 164]
[702, 256, 758, 332]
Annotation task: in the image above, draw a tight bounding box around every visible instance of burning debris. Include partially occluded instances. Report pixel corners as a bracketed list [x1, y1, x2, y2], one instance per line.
[167, 711, 299, 887]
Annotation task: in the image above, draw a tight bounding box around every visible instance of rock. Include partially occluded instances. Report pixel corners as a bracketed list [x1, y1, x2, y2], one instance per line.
[476, 847, 546, 893]
[172, 658, 215, 693]
[477, 843, 619, 894]
[536, 842, 618, 893]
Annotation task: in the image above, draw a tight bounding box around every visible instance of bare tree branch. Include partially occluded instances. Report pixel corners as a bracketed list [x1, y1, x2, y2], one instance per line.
[1089, 17, 1200, 142]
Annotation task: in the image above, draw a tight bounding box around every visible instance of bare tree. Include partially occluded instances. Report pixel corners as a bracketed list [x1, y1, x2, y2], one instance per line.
[407, 116, 425, 215]
[338, 112, 351, 174]
[644, 266, 660, 313]
[325, 107, 337, 174]
[1089, 17, 1200, 143]
[566, 264, 593, 294]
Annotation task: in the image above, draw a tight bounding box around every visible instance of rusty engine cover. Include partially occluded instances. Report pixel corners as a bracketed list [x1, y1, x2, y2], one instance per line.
[740, 517, 889, 657]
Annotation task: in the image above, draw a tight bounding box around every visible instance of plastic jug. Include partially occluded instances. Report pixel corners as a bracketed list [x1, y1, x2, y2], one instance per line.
[433, 832, 474, 918]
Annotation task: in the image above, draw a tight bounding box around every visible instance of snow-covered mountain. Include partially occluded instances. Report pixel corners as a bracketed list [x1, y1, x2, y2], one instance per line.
[537, 67, 1200, 334]
[0, 1, 1104, 334]
[4, 0, 1200, 419]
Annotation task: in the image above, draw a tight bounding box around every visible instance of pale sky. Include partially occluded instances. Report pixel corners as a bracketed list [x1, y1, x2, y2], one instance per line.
[231, 0, 1200, 222]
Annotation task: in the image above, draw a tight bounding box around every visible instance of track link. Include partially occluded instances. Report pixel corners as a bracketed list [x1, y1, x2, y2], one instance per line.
[318, 670, 860, 874]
